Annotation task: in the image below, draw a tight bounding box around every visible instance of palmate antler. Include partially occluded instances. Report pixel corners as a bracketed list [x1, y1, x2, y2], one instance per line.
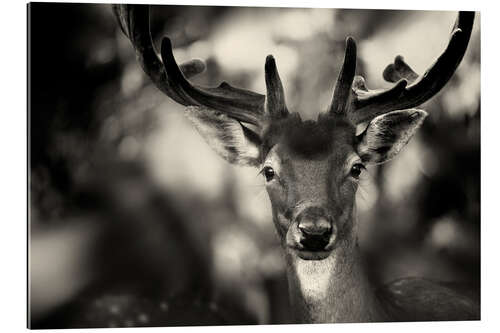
[112, 4, 266, 127]
[330, 11, 475, 124]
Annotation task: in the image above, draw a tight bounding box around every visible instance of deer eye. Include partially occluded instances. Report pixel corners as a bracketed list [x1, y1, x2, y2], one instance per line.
[263, 166, 275, 182]
[350, 163, 365, 179]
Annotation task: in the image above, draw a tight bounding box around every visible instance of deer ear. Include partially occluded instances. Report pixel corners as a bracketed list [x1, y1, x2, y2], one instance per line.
[185, 106, 261, 167]
[356, 109, 427, 164]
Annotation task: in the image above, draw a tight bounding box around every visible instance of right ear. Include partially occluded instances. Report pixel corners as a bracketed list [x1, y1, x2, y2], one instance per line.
[356, 109, 427, 164]
[184, 106, 262, 167]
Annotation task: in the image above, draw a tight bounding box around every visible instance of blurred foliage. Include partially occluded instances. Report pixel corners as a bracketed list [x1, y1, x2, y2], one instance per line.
[28, 3, 480, 328]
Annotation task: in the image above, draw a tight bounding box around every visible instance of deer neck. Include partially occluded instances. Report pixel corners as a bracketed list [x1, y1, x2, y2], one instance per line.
[285, 237, 385, 323]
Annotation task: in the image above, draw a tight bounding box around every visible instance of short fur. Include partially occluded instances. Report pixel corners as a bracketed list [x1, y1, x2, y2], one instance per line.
[261, 114, 356, 160]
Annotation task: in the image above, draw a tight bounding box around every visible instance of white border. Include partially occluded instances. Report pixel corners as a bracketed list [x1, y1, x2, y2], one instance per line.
[2, 0, 498, 332]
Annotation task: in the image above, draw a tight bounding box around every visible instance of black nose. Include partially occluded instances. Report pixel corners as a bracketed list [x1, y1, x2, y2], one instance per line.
[297, 211, 332, 251]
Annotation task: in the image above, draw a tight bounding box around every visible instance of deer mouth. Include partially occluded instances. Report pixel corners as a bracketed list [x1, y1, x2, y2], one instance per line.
[293, 237, 336, 260]
[295, 248, 332, 260]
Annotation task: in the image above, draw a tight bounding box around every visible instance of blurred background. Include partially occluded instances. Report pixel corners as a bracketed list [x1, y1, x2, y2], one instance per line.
[28, 3, 480, 328]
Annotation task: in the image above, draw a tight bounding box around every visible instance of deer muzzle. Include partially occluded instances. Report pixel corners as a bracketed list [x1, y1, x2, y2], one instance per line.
[288, 206, 337, 260]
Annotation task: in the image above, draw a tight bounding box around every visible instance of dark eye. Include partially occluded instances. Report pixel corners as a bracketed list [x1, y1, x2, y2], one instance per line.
[350, 163, 365, 179]
[263, 166, 275, 182]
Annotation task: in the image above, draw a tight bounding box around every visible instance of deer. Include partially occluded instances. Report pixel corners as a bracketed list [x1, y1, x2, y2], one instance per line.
[113, 5, 478, 323]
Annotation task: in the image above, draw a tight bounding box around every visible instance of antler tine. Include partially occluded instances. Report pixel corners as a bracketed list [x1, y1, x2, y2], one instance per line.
[329, 37, 357, 116]
[265, 55, 289, 119]
[113, 4, 266, 126]
[383, 55, 419, 84]
[348, 11, 475, 125]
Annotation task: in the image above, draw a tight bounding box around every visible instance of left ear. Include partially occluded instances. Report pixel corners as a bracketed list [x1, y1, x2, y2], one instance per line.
[356, 109, 427, 164]
[184, 106, 262, 166]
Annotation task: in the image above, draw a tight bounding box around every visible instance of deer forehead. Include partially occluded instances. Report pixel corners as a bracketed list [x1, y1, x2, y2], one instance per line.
[261, 116, 358, 172]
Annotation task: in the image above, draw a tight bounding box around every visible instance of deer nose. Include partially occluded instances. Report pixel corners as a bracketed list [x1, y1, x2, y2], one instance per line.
[298, 216, 331, 236]
[296, 209, 333, 251]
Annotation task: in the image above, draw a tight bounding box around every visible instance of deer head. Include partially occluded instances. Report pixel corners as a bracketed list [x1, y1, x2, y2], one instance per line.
[114, 5, 473, 282]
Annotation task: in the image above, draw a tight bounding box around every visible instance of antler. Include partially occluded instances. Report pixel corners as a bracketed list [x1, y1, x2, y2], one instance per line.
[265, 55, 290, 119]
[328, 37, 357, 116]
[112, 4, 266, 126]
[338, 11, 474, 124]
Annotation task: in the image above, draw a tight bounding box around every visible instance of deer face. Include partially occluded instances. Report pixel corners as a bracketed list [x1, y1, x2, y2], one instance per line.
[260, 116, 359, 260]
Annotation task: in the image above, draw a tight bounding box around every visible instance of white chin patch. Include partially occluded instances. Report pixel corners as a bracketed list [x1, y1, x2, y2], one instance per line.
[295, 256, 334, 301]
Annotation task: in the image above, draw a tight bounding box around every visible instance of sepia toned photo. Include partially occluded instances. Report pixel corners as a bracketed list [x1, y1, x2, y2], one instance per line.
[28, 2, 480, 328]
